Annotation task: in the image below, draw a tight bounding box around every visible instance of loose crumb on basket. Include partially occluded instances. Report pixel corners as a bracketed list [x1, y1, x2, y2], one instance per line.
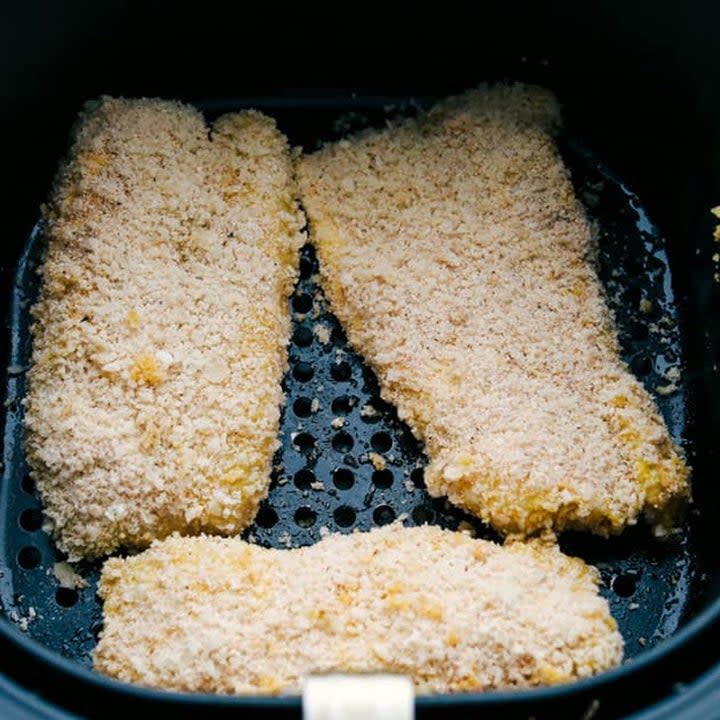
[313, 324, 332, 344]
[53, 561, 88, 589]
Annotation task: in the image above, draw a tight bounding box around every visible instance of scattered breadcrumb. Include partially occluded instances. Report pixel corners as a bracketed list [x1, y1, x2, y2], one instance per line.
[24, 98, 304, 558]
[313, 324, 331, 344]
[360, 404, 378, 418]
[95, 525, 622, 694]
[8, 607, 36, 632]
[298, 84, 689, 538]
[628, 603, 640, 611]
[639, 299, 653, 314]
[53, 561, 88, 589]
[331, 416, 345, 429]
[369, 452, 386, 471]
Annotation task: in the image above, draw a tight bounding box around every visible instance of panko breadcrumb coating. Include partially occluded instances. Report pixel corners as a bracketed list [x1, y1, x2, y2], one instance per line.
[297, 84, 689, 538]
[24, 98, 304, 559]
[95, 525, 622, 694]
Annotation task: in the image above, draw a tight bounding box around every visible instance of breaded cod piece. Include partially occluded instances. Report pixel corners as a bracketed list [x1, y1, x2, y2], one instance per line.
[24, 98, 304, 558]
[297, 85, 689, 538]
[95, 525, 622, 693]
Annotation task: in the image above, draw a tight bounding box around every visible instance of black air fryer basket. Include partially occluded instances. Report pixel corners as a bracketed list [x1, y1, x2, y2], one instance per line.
[1, 2, 720, 718]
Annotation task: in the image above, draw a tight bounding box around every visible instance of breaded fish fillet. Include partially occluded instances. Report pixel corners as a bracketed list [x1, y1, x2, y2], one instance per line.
[24, 98, 304, 558]
[95, 525, 622, 693]
[297, 85, 689, 538]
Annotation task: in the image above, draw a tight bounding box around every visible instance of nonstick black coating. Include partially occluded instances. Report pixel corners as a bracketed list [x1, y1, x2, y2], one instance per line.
[0, 101, 702, 677]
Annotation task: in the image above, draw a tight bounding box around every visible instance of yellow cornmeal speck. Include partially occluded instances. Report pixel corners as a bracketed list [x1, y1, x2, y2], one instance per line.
[24, 98, 304, 559]
[94, 525, 623, 694]
[125, 309, 141, 329]
[130, 354, 165, 386]
[369, 452, 386, 471]
[298, 83, 689, 539]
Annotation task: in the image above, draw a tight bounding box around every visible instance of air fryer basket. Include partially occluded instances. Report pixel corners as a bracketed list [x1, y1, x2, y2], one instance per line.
[2, 2, 720, 719]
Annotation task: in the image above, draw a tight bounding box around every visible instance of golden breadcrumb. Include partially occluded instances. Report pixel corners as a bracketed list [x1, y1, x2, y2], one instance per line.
[95, 525, 622, 694]
[24, 98, 304, 558]
[297, 84, 689, 538]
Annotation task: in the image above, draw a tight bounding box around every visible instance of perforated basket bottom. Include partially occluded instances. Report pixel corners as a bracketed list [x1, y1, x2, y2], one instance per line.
[0, 113, 697, 672]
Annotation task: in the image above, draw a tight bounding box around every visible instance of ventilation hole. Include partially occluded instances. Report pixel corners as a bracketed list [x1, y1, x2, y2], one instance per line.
[333, 468, 354, 490]
[631, 353, 653, 376]
[294, 469, 315, 490]
[255, 505, 278, 529]
[292, 293, 313, 314]
[293, 432, 316, 455]
[332, 432, 354, 453]
[17, 546, 41, 569]
[294, 507, 317, 528]
[373, 505, 396, 526]
[293, 397, 313, 417]
[334, 506, 356, 527]
[331, 362, 352, 382]
[372, 469, 393, 489]
[299, 255, 313, 279]
[55, 587, 78, 608]
[370, 432, 392, 453]
[612, 573, 638, 597]
[19, 508, 42, 532]
[293, 326, 313, 347]
[293, 362, 315, 382]
[631, 322, 649, 341]
[332, 395, 352, 415]
[21, 474, 34, 494]
[412, 506, 434, 525]
[411, 468, 426, 488]
[331, 327, 346, 345]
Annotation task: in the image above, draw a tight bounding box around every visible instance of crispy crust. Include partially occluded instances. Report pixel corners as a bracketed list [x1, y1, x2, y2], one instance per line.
[297, 84, 689, 538]
[24, 98, 304, 558]
[95, 525, 622, 694]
